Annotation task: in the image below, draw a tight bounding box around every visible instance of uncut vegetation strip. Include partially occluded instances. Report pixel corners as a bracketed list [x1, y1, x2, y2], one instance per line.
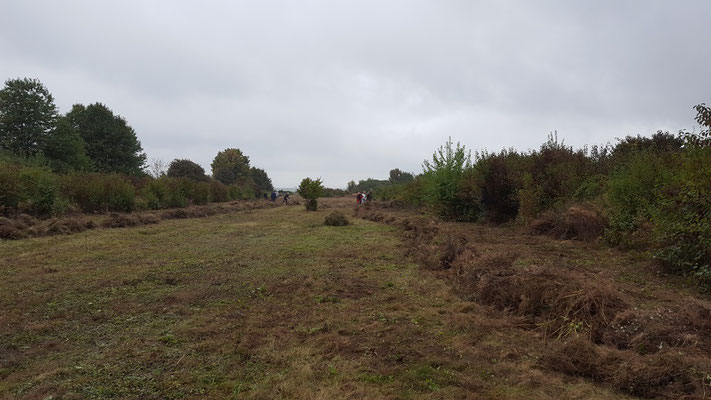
[354, 202, 711, 399]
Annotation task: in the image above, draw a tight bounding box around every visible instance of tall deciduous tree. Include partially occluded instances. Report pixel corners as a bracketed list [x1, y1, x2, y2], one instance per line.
[250, 167, 273, 193]
[211, 148, 250, 185]
[167, 159, 208, 181]
[65, 103, 146, 174]
[43, 116, 92, 173]
[0, 78, 58, 158]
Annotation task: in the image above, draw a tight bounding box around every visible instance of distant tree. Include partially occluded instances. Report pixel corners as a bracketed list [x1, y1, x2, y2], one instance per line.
[389, 168, 415, 184]
[147, 158, 167, 178]
[65, 103, 146, 174]
[167, 158, 208, 181]
[346, 180, 356, 193]
[354, 178, 390, 192]
[0, 78, 58, 158]
[250, 167, 273, 193]
[211, 148, 250, 185]
[297, 177, 324, 211]
[43, 116, 92, 173]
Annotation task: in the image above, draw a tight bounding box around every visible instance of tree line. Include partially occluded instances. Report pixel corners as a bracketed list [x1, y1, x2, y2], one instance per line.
[0, 77, 275, 216]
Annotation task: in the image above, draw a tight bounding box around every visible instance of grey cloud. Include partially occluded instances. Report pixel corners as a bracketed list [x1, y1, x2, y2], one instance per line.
[1, 1, 709, 187]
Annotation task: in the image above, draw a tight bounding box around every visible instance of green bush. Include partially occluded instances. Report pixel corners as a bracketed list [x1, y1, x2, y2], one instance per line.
[0, 161, 23, 213]
[209, 180, 229, 202]
[604, 151, 671, 245]
[193, 182, 210, 205]
[298, 177, 324, 211]
[475, 154, 519, 223]
[306, 198, 318, 211]
[62, 173, 136, 212]
[653, 148, 711, 281]
[421, 138, 473, 219]
[0, 161, 64, 216]
[227, 184, 252, 201]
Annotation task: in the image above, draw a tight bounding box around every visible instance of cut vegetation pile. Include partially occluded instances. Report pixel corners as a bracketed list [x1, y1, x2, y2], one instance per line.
[0, 200, 283, 240]
[355, 202, 711, 399]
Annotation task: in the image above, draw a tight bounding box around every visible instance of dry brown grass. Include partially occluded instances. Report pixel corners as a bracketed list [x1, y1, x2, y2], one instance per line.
[530, 203, 607, 242]
[355, 200, 711, 399]
[0, 199, 284, 241]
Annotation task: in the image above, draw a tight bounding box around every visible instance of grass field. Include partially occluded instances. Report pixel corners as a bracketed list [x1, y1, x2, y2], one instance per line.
[0, 200, 679, 399]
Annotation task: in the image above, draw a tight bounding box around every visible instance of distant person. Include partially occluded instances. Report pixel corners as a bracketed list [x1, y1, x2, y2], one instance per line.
[282, 193, 290, 205]
[356, 192, 363, 205]
[366, 191, 373, 202]
[263, 193, 268, 200]
[271, 191, 277, 202]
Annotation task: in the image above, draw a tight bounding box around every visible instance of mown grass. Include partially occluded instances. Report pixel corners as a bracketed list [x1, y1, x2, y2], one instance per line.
[0, 204, 632, 399]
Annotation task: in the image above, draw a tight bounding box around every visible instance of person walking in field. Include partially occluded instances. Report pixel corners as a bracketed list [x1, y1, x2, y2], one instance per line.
[271, 191, 277, 202]
[356, 192, 363, 205]
[366, 190, 373, 202]
[282, 193, 290, 204]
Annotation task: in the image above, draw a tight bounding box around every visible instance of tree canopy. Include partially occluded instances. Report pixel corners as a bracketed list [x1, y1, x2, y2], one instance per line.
[43, 116, 92, 173]
[389, 168, 415, 184]
[65, 103, 146, 175]
[167, 159, 208, 181]
[0, 78, 58, 158]
[250, 167, 273, 193]
[211, 148, 250, 185]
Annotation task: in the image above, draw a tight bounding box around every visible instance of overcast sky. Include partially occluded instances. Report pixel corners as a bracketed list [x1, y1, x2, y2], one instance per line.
[1, 1, 709, 188]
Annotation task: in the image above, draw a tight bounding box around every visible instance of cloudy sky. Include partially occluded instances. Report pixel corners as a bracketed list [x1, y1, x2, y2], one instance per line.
[1, 1, 709, 188]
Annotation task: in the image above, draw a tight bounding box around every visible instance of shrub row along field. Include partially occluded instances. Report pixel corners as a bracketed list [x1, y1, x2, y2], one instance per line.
[0, 161, 263, 217]
[371, 107, 711, 285]
[355, 202, 711, 399]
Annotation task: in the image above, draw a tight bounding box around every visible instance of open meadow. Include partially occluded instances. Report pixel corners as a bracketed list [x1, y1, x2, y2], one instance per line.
[4, 198, 710, 399]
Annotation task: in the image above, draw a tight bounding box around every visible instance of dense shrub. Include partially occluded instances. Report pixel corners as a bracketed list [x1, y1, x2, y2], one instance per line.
[653, 148, 711, 281]
[421, 138, 473, 220]
[476, 154, 519, 223]
[604, 151, 671, 246]
[306, 198, 318, 211]
[227, 184, 253, 201]
[209, 180, 229, 202]
[524, 136, 594, 215]
[0, 161, 64, 216]
[62, 173, 136, 212]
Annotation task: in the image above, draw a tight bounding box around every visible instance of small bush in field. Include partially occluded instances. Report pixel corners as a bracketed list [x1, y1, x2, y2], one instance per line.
[306, 198, 318, 211]
[324, 210, 349, 226]
[298, 177, 323, 211]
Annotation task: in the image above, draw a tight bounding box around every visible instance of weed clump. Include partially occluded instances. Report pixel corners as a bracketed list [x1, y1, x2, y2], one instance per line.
[324, 211, 349, 226]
